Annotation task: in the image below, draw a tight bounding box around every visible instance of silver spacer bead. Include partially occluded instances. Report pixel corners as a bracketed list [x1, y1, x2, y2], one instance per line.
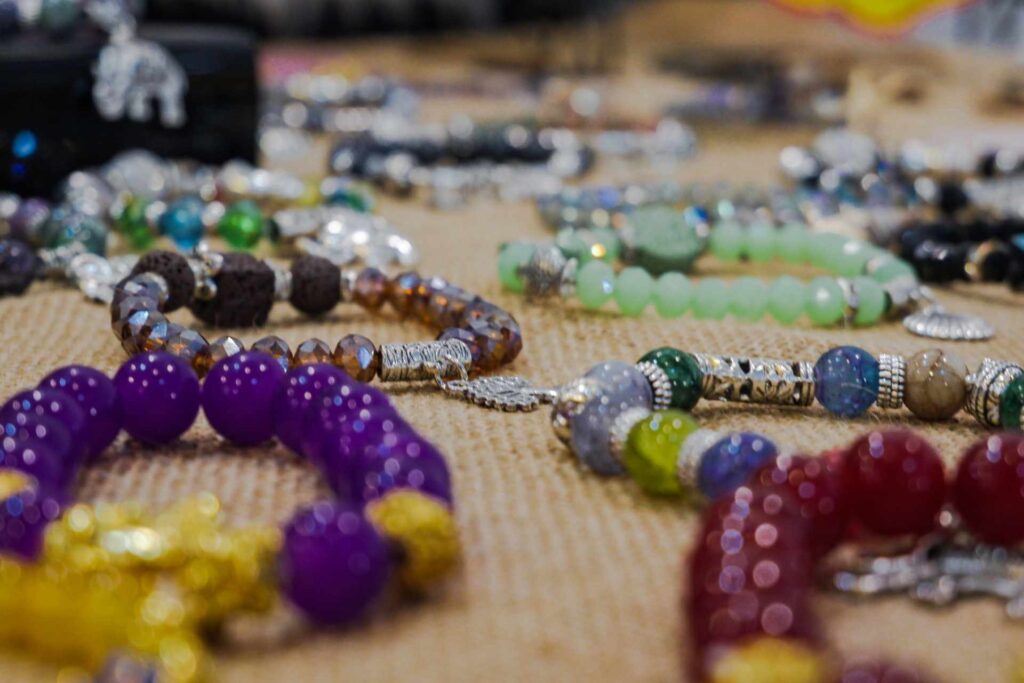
[550, 378, 601, 444]
[877, 353, 907, 410]
[339, 268, 358, 303]
[559, 257, 579, 299]
[607, 406, 652, 465]
[676, 428, 724, 492]
[966, 358, 1024, 427]
[836, 277, 860, 325]
[635, 361, 672, 411]
[517, 244, 569, 299]
[200, 201, 226, 231]
[270, 262, 293, 302]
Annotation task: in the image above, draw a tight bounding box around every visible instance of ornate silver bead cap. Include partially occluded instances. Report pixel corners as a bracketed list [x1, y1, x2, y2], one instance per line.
[676, 428, 723, 492]
[635, 361, 672, 411]
[517, 244, 571, 299]
[966, 359, 1024, 427]
[877, 353, 907, 410]
[550, 378, 601, 444]
[607, 406, 652, 464]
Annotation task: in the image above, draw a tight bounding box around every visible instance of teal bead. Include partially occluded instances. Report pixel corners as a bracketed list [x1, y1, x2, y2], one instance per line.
[743, 222, 776, 263]
[709, 221, 743, 262]
[42, 208, 106, 255]
[629, 206, 703, 274]
[768, 276, 806, 324]
[852, 276, 887, 326]
[805, 276, 845, 326]
[637, 347, 703, 411]
[159, 197, 205, 250]
[575, 259, 616, 310]
[776, 223, 809, 263]
[497, 242, 536, 293]
[614, 267, 654, 316]
[692, 278, 730, 320]
[834, 239, 875, 277]
[652, 272, 692, 319]
[729, 277, 768, 322]
[870, 257, 917, 284]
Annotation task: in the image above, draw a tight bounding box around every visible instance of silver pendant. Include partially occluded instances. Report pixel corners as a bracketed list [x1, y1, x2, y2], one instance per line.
[441, 376, 557, 412]
[903, 305, 994, 341]
[93, 37, 187, 128]
[828, 533, 1024, 619]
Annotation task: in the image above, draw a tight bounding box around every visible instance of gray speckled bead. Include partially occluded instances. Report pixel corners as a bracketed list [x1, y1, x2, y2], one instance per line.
[568, 361, 654, 475]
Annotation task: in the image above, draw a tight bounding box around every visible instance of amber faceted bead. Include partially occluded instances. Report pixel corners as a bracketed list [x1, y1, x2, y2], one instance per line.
[166, 329, 210, 375]
[111, 294, 159, 334]
[195, 335, 245, 377]
[953, 433, 1024, 545]
[333, 334, 380, 382]
[252, 335, 293, 372]
[388, 271, 421, 316]
[427, 285, 475, 328]
[119, 309, 171, 356]
[293, 338, 333, 366]
[353, 267, 388, 310]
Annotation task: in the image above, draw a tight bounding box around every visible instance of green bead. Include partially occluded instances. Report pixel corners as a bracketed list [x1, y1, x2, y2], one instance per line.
[834, 239, 875, 277]
[852, 276, 886, 326]
[805, 276, 845, 326]
[217, 200, 264, 249]
[575, 259, 616, 310]
[629, 206, 703, 274]
[743, 222, 776, 263]
[809, 233, 847, 272]
[1000, 375, 1024, 430]
[692, 278, 730, 320]
[590, 226, 621, 262]
[776, 223, 809, 263]
[653, 272, 692, 319]
[638, 346, 703, 410]
[768, 276, 806, 324]
[870, 257, 917, 284]
[729, 277, 768, 322]
[623, 410, 700, 496]
[555, 228, 591, 263]
[497, 242, 535, 293]
[709, 220, 743, 262]
[116, 198, 155, 249]
[614, 267, 654, 316]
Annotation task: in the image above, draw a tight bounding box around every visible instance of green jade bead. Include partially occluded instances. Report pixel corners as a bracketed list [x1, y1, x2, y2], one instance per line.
[623, 410, 700, 496]
[805, 276, 845, 325]
[638, 347, 703, 410]
[999, 375, 1024, 430]
[575, 259, 616, 310]
[768, 276, 806, 324]
[497, 242, 536, 293]
[834, 240, 876, 277]
[692, 278, 730, 320]
[729, 277, 768, 322]
[630, 206, 704, 274]
[614, 267, 654, 316]
[218, 200, 265, 249]
[652, 272, 692, 319]
[743, 222, 776, 263]
[776, 224, 809, 264]
[809, 233, 847, 272]
[116, 198, 155, 249]
[852, 276, 886, 325]
[709, 221, 743, 262]
[870, 257, 917, 284]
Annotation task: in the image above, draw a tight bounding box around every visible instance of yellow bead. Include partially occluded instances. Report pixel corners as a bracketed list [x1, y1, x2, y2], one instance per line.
[0, 469, 30, 499]
[365, 490, 461, 592]
[710, 638, 828, 683]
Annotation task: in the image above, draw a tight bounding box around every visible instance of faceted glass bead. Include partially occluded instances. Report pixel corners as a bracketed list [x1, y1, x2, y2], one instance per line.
[696, 432, 778, 502]
[575, 259, 615, 310]
[120, 309, 170, 356]
[813, 346, 879, 417]
[775, 224, 808, 264]
[293, 338, 333, 366]
[638, 346, 703, 410]
[729, 277, 768, 322]
[437, 327, 481, 368]
[115, 197, 154, 249]
[159, 196, 205, 250]
[272, 364, 350, 456]
[809, 233, 845, 271]
[843, 430, 946, 537]
[353, 267, 388, 310]
[112, 352, 200, 445]
[614, 267, 654, 317]
[709, 220, 743, 261]
[953, 433, 1024, 545]
[426, 284, 472, 328]
[805, 277, 844, 326]
[692, 278, 730, 320]
[194, 335, 245, 377]
[411, 276, 445, 324]
[165, 329, 210, 376]
[387, 271, 422, 316]
[39, 365, 122, 462]
[464, 317, 522, 372]
[333, 334, 380, 382]
[768, 276, 806, 324]
[623, 410, 699, 495]
[202, 352, 286, 446]
[42, 209, 106, 255]
[497, 242, 535, 293]
[653, 272, 691, 319]
[999, 375, 1024, 430]
[851, 276, 886, 326]
[217, 200, 264, 249]
[834, 239, 874, 277]
[251, 336, 292, 372]
[280, 501, 390, 625]
[110, 295, 158, 336]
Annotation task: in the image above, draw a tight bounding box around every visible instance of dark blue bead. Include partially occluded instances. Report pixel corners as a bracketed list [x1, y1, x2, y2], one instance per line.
[696, 432, 778, 501]
[813, 345, 880, 417]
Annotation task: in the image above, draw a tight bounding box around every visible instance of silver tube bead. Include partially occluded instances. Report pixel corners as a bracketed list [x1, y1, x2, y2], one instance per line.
[693, 354, 815, 407]
[377, 339, 473, 383]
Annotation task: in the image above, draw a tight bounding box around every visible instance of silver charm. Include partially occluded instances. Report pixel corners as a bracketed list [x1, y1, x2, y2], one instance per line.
[829, 534, 1024, 619]
[441, 376, 557, 413]
[93, 36, 187, 129]
[903, 306, 995, 341]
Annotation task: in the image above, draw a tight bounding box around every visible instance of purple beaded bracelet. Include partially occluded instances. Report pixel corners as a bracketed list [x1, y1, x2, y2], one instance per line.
[0, 350, 458, 626]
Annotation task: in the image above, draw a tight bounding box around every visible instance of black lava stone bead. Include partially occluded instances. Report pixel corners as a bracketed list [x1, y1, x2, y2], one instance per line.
[289, 255, 340, 316]
[130, 251, 196, 312]
[189, 253, 275, 327]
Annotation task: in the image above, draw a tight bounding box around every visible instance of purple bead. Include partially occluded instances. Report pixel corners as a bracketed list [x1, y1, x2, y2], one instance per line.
[202, 352, 286, 446]
[335, 429, 453, 506]
[696, 432, 779, 501]
[9, 198, 50, 244]
[813, 345, 880, 418]
[0, 412, 76, 485]
[0, 388, 86, 468]
[0, 438, 62, 488]
[272, 364, 351, 455]
[0, 469, 64, 560]
[113, 352, 200, 445]
[39, 365, 121, 461]
[280, 500, 391, 625]
[0, 239, 38, 296]
[299, 382, 393, 467]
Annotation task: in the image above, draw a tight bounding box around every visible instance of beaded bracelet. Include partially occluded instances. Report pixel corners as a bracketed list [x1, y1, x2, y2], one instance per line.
[111, 250, 523, 380]
[0, 352, 460, 681]
[686, 429, 1024, 682]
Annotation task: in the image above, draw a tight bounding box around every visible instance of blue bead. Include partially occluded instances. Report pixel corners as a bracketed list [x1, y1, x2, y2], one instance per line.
[696, 432, 778, 501]
[159, 196, 205, 250]
[813, 345, 880, 417]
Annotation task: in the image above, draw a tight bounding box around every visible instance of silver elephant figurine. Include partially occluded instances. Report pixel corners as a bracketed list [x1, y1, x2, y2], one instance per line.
[93, 36, 188, 128]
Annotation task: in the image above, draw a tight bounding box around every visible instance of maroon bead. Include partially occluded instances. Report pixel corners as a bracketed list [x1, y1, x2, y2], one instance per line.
[953, 433, 1024, 545]
[843, 430, 946, 538]
[353, 267, 388, 310]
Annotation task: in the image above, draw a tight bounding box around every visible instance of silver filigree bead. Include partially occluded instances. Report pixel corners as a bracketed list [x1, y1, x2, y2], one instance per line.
[339, 269, 358, 303]
[676, 428, 723, 491]
[517, 244, 569, 299]
[607, 406, 652, 464]
[550, 378, 601, 444]
[635, 360, 672, 411]
[270, 262, 292, 302]
[877, 353, 907, 410]
[693, 353, 815, 407]
[966, 358, 1024, 427]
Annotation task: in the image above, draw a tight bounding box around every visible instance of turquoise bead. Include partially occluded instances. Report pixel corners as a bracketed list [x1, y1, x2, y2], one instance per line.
[614, 267, 654, 316]
[497, 242, 535, 293]
[159, 197, 206, 250]
[768, 276, 806, 324]
[692, 278, 730, 320]
[575, 260, 616, 310]
[743, 222, 776, 263]
[652, 272, 692, 319]
[852, 276, 886, 325]
[709, 221, 743, 262]
[776, 224, 809, 263]
[805, 276, 845, 326]
[42, 209, 106, 255]
[729, 277, 768, 322]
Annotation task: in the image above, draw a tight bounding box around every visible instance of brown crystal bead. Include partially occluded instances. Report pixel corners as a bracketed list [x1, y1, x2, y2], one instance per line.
[333, 334, 380, 382]
[437, 327, 481, 370]
[252, 335, 293, 372]
[166, 328, 210, 376]
[412, 276, 446, 324]
[464, 316, 523, 372]
[111, 295, 159, 336]
[293, 338, 333, 366]
[428, 286, 475, 328]
[194, 335, 245, 377]
[111, 274, 168, 310]
[119, 309, 171, 355]
[353, 267, 388, 310]
[387, 271, 421, 316]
